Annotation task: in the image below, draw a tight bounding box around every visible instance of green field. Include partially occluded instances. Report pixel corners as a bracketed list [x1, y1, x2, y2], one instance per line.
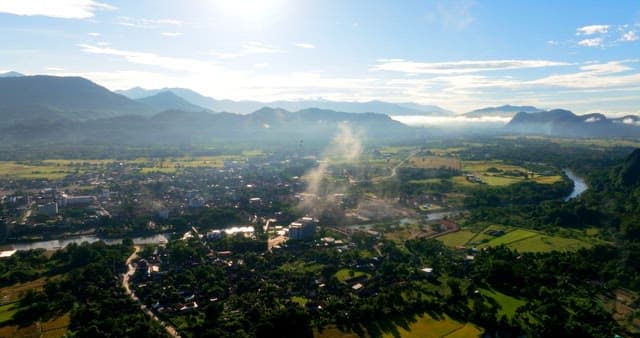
[452, 160, 562, 187]
[479, 289, 527, 319]
[335, 269, 369, 283]
[507, 235, 593, 253]
[291, 296, 309, 307]
[0, 303, 17, 325]
[437, 225, 595, 253]
[0, 154, 254, 179]
[436, 230, 475, 247]
[0, 162, 77, 179]
[476, 229, 538, 248]
[382, 314, 482, 338]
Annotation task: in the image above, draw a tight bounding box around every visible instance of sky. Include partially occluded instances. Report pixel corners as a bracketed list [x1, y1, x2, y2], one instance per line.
[0, 0, 639, 114]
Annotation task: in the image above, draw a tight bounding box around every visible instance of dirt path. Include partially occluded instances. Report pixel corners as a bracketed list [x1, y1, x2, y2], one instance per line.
[122, 246, 181, 338]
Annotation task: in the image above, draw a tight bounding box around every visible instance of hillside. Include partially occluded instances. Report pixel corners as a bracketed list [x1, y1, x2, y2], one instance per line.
[0, 107, 414, 146]
[136, 91, 209, 113]
[0, 75, 154, 124]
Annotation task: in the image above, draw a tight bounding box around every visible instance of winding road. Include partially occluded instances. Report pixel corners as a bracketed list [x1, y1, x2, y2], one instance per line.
[122, 246, 181, 338]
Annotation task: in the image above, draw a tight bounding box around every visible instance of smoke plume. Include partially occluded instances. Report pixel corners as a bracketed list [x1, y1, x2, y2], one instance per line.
[299, 123, 362, 216]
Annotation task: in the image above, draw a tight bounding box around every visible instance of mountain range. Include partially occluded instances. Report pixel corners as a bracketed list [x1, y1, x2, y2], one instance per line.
[506, 109, 640, 137]
[116, 87, 454, 116]
[465, 104, 542, 117]
[0, 73, 639, 145]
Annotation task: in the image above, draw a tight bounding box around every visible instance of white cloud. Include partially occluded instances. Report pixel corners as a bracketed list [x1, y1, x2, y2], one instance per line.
[579, 61, 631, 73]
[253, 62, 269, 69]
[210, 42, 282, 59]
[585, 116, 602, 123]
[621, 30, 638, 41]
[576, 24, 610, 35]
[391, 115, 511, 126]
[294, 42, 316, 49]
[372, 59, 570, 74]
[161, 32, 182, 37]
[45, 67, 64, 71]
[88, 32, 101, 37]
[578, 37, 604, 47]
[78, 44, 218, 73]
[0, 0, 114, 19]
[115, 16, 182, 28]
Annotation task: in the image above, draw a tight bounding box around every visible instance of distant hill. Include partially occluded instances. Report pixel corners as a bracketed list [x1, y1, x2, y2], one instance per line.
[466, 105, 542, 117]
[136, 91, 209, 113]
[0, 75, 154, 125]
[117, 87, 453, 116]
[0, 71, 24, 78]
[505, 109, 640, 138]
[0, 106, 414, 146]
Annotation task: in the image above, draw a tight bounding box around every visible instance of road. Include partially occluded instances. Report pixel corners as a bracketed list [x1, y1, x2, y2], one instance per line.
[268, 235, 287, 251]
[371, 150, 418, 183]
[122, 246, 181, 338]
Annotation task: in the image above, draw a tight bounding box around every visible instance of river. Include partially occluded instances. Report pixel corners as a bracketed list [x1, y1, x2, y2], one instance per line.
[564, 169, 588, 201]
[6, 234, 169, 252]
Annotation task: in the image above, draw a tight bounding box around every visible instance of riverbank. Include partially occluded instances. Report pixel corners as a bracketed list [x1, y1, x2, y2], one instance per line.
[564, 169, 588, 201]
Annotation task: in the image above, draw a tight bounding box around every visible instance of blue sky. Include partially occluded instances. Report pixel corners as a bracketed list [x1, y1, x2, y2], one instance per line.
[0, 0, 639, 114]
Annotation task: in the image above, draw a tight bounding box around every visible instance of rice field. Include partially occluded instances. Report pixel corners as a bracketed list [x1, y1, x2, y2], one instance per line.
[437, 225, 595, 253]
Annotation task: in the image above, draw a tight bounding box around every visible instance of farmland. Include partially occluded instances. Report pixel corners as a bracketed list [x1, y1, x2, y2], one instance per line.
[437, 224, 596, 253]
[381, 314, 482, 338]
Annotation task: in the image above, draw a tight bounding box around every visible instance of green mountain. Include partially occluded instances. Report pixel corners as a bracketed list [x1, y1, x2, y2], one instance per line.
[136, 91, 209, 113]
[0, 75, 154, 125]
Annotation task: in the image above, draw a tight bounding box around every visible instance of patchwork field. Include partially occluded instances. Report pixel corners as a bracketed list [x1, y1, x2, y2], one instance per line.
[452, 160, 562, 187]
[437, 225, 595, 253]
[0, 154, 253, 179]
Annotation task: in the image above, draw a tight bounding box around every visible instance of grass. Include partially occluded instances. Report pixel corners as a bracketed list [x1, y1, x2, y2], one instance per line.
[508, 235, 593, 253]
[0, 303, 17, 325]
[443, 324, 484, 338]
[382, 314, 482, 338]
[479, 289, 527, 319]
[335, 269, 369, 283]
[291, 296, 309, 307]
[0, 154, 259, 180]
[436, 230, 475, 247]
[0, 162, 76, 180]
[439, 225, 595, 253]
[453, 160, 562, 187]
[476, 229, 538, 248]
